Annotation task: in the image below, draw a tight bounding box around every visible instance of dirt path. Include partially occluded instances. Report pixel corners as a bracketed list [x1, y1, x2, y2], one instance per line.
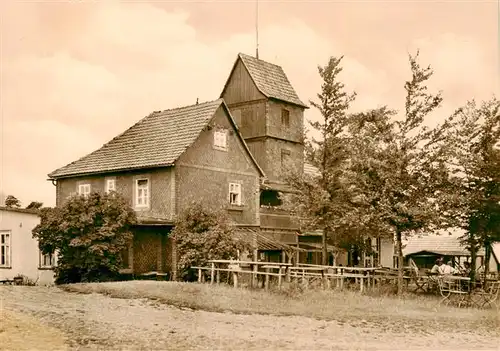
[0, 309, 67, 351]
[1, 286, 498, 350]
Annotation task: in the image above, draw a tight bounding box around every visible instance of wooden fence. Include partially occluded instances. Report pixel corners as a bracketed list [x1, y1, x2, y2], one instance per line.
[191, 260, 409, 292]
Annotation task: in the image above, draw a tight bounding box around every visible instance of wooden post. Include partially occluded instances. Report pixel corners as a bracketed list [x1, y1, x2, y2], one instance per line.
[210, 262, 215, 285]
[233, 271, 238, 288]
[340, 276, 344, 290]
[285, 266, 291, 283]
[157, 234, 163, 274]
[252, 263, 258, 288]
[360, 276, 364, 293]
[216, 269, 220, 285]
[265, 268, 270, 291]
[171, 237, 178, 281]
[198, 268, 202, 283]
[278, 267, 282, 290]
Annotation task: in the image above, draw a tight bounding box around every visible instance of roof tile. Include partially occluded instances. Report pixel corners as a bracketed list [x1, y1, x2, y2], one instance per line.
[49, 99, 223, 178]
[238, 53, 308, 108]
[403, 234, 485, 257]
[304, 162, 320, 177]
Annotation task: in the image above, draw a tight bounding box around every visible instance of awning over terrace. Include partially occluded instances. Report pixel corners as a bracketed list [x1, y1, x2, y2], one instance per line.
[298, 242, 336, 253]
[234, 227, 306, 253]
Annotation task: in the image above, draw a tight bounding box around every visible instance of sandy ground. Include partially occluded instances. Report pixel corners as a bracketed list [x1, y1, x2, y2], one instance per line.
[0, 308, 67, 351]
[0, 286, 499, 350]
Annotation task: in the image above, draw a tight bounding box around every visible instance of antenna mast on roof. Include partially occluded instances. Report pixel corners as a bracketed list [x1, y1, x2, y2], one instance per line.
[255, 0, 259, 59]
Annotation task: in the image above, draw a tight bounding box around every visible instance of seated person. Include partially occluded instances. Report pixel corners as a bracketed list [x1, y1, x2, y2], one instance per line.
[439, 261, 457, 275]
[461, 261, 471, 276]
[430, 258, 443, 274]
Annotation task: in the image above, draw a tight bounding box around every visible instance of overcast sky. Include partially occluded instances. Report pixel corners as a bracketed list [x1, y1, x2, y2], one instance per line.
[0, 0, 498, 207]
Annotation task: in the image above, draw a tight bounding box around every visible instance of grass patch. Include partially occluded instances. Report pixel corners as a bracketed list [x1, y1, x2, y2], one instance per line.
[60, 281, 499, 335]
[0, 309, 67, 351]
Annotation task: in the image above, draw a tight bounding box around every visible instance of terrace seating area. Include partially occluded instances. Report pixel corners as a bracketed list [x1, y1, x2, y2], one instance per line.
[191, 259, 500, 310]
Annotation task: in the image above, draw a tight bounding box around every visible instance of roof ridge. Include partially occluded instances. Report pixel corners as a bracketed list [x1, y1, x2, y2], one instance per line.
[155, 98, 222, 114]
[238, 52, 283, 69]
[0, 206, 40, 215]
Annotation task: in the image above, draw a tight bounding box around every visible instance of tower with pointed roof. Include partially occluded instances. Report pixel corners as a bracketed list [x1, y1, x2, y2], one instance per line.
[220, 53, 308, 193]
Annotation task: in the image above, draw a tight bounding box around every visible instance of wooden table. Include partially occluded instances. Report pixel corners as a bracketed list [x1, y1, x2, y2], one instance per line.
[437, 275, 471, 307]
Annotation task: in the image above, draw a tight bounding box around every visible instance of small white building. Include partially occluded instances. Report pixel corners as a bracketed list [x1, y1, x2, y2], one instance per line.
[403, 231, 499, 273]
[0, 206, 55, 285]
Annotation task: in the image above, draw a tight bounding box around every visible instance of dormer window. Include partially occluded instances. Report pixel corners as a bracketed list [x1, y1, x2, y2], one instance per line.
[281, 109, 290, 127]
[214, 129, 228, 150]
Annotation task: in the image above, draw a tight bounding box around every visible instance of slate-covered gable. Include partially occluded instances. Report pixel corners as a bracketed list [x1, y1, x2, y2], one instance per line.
[222, 53, 308, 108]
[49, 99, 263, 179]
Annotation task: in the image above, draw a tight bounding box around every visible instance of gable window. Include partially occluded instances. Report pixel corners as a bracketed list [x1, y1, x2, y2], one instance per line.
[214, 129, 228, 150]
[78, 183, 91, 196]
[229, 183, 242, 206]
[0, 231, 11, 267]
[135, 179, 149, 208]
[281, 109, 290, 127]
[40, 250, 55, 268]
[106, 179, 116, 193]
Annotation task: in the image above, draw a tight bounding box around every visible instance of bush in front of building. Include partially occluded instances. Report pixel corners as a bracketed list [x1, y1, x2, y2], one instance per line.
[32, 192, 136, 284]
[172, 202, 251, 282]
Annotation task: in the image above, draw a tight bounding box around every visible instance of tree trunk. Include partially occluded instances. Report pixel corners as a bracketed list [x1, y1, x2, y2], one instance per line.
[469, 234, 477, 285]
[322, 227, 328, 266]
[396, 230, 404, 295]
[483, 241, 491, 287]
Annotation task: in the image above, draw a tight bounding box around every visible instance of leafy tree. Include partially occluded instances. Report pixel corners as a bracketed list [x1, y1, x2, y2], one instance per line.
[346, 52, 452, 294]
[5, 195, 21, 208]
[172, 202, 251, 281]
[32, 192, 136, 284]
[26, 201, 43, 210]
[445, 98, 500, 284]
[287, 56, 356, 265]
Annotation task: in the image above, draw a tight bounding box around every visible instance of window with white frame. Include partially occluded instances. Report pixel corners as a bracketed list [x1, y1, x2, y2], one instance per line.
[0, 231, 11, 267]
[229, 183, 242, 205]
[78, 183, 91, 196]
[214, 129, 228, 150]
[106, 179, 116, 193]
[39, 250, 55, 268]
[135, 179, 149, 207]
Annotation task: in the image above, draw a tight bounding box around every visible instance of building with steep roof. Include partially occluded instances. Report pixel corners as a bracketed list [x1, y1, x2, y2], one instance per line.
[49, 98, 275, 276]
[48, 53, 360, 275]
